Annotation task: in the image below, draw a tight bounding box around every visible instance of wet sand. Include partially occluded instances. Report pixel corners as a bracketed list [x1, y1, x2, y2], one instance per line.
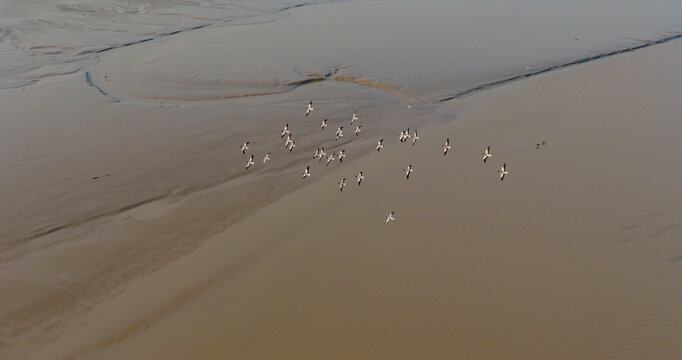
[14, 38, 682, 359]
[2, 0, 682, 358]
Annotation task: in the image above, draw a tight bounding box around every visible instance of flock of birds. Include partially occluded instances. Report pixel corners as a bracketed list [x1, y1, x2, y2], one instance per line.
[239, 101, 510, 224]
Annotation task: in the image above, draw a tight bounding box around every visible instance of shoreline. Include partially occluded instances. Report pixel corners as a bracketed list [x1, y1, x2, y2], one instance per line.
[439, 32, 682, 101]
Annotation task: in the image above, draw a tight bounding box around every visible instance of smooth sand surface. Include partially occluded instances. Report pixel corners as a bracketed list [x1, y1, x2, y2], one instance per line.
[18, 39, 682, 359]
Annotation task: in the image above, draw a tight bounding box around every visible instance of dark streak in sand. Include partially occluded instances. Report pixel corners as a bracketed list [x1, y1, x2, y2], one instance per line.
[439, 33, 682, 102]
[84, 71, 120, 102]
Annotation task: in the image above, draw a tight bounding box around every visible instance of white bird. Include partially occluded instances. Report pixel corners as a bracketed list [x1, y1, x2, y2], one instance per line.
[241, 142, 250, 155]
[376, 139, 384, 152]
[321, 118, 327, 129]
[403, 164, 413, 179]
[305, 101, 314, 117]
[338, 149, 346, 163]
[443, 138, 451, 156]
[350, 111, 358, 124]
[335, 127, 344, 141]
[284, 135, 293, 149]
[482, 145, 491, 163]
[281, 123, 290, 138]
[318, 147, 327, 161]
[498, 163, 508, 181]
[288, 141, 296, 152]
[338, 178, 346, 191]
[302, 165, 311, 179]
[356, 171, 364, 185]
[263, 152, 271, 164]
[399, 128, 411, 143]
[385, 211, 395, 224]
[354, 125, 362, 136]
[313, 148, 320, 159]
[411, 129, 419, 146]
[326, 152, 336, 166]
[245, 155, 254, 170]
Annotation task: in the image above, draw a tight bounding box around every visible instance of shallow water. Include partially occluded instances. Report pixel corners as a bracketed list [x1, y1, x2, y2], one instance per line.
[1, 0, 682, 96]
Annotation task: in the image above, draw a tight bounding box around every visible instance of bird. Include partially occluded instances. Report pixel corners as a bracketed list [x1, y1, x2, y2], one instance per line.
[350, 111, 358, 124]
[284, 135, 293, 149]
[263, 152, 271, 164]
[399, 128, 411, 143]
[411, 129, 419, 146]
[354, 125, 362, 136]
[338, 178, 346, 191]
[442, 138, 451, 156]
[313, 148, 320, 159]
[241, 142, 250, 155]
[288, 141, 296, 152]
[403, 164, 413, 179]
[356, 171, 364, 185]
[376, 139, 384, 152]
[498, 163, 508, 181]
[245, 155, 254, 170]
[338, 149, 346, 163]
[305, 101, 314, 117]
[318, 147, 326, 161]
[326, 152, 336, 166]
[335, 127, 344, 141]
[302, 165, 311, 179]
[321, 118, 327, 129]
[385, 211, 395, 223]
[281, 123, 290, 138]
[482, 146, 491, 163]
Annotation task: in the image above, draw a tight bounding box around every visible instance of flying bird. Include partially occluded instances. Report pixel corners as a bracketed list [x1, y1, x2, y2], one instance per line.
[263, 152, 271, 164]
[305, 101, 314, 117]
[376, 139, 384, 152]
[241, 142, 250, 155]
[399, 128, 411, 143]
[318, 147, 326, 161]
[313, 148, 320, 159]
[302, 165, 311, 179]
[335, 127, 344, 141]
[338, 178, 346, 191]
[354, 125, 362, 136]
[284, 135, 293, 149]
[356, 171, 364, 185]
[350, 111, 358, 124]
[385, 211, 395, 224]
[326, 152, 336, 166]
[411, 129, 419, 146]
[403, 164, 413, 179]
[281, 123, 290, 138]
[245, 155, 254, 170]
[338, 149, 346, 163]
[482, 146, 491, 163]
[442, 138, 451, 156]
[321, 118, 327, 129]
[498, 163, 508, 181]
[288, 141, 296, 152]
